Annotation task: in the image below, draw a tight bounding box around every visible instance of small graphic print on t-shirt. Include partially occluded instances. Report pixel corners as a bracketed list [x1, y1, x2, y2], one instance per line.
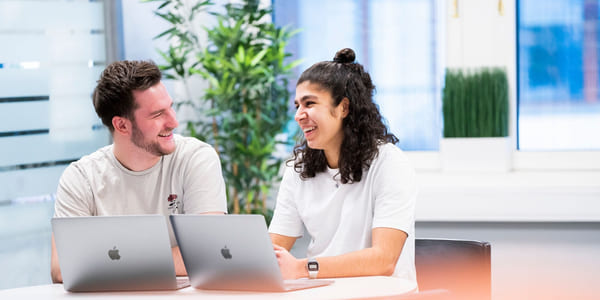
[167, 194, 180, 213]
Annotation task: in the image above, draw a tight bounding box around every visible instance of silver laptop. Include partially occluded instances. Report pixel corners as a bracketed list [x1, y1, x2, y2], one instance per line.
[52, 215, 190, 292]
[170, 214, 333, 292]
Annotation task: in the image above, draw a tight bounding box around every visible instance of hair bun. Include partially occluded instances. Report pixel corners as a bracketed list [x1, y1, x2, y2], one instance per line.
[333, 48, 356, 64]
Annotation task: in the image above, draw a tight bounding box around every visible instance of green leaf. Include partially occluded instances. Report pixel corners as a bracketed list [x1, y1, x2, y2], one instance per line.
[154, 27, 177, 40]
[157, 1, 172, 10]
[283, 59, 303, 72]
[235, 45, 246, 65]
[250, 48, 269, 67]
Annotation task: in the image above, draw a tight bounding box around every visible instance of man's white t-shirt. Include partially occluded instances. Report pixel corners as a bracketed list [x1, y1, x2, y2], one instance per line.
[54, 134, 227, 245]
[268, 143, 417, 283]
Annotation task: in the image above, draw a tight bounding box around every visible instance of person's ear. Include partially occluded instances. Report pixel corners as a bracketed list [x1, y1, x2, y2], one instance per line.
[340, 98, 350, 118]
[112, 116, 131, 135]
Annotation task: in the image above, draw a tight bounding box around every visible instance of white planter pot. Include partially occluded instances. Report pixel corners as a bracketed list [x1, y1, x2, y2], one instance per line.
[440, 137, 512, 172]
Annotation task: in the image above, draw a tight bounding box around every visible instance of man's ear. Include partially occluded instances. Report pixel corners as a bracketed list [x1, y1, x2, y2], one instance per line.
[112, 116, 131, 135]
[340, 97, 350, 118]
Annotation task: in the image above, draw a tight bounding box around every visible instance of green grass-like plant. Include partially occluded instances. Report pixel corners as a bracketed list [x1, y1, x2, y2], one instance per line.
[442, 68, 509, 138]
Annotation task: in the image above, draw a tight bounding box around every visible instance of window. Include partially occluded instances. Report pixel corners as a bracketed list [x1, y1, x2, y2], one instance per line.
[518, 0, 600, 151]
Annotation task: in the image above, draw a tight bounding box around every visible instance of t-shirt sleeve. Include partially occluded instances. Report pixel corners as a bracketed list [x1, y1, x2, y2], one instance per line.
[268, 165, 304, 238]
[371, 146, 417, 235]
[181, 144, 228, 214]
[54, 163, 94, 217]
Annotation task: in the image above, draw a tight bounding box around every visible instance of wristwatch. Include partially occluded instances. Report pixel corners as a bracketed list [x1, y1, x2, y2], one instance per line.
[307, 258, 319, 279]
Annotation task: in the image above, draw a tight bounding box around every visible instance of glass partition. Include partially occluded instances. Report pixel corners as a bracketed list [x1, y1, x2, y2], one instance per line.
[0, 0, 113, 289]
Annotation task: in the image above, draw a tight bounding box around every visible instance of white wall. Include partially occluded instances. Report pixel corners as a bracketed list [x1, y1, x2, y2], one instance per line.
[446, 0, 515, 69]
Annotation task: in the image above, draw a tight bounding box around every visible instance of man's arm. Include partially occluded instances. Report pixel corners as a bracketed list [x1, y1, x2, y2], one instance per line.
[51, 234, 62, 283]
[51, 164, 95, 283]
[273, 227, 407, 279]
[172, 246, 187, 276]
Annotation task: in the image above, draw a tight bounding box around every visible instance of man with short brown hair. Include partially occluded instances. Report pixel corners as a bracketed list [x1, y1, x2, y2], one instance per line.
[51, 60, 226, 283]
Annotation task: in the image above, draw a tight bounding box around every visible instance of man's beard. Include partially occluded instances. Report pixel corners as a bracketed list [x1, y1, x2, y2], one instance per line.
[130, 121, 175, 156]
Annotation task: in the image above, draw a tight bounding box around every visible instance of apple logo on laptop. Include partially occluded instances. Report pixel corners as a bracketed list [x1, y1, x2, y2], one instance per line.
[221, 246, 232, 259]
[108, 246, 121, 260]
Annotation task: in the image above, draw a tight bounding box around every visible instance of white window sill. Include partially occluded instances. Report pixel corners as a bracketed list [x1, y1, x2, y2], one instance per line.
[407, 152, 600, 222]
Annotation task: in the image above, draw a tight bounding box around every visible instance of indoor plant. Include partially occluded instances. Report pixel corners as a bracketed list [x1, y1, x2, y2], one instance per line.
[441, 68, 510, 171]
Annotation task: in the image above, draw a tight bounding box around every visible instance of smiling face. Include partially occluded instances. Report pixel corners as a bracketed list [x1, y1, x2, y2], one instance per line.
[294, 81, 348, 165]
[130, 82, 179, 156]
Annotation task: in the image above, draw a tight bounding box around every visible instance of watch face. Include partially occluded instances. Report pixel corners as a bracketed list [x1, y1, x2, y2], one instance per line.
[307, 261, 319, 271]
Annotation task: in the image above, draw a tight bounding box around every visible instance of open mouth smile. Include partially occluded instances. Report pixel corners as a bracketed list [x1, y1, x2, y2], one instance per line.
[303, 126, 316, 133]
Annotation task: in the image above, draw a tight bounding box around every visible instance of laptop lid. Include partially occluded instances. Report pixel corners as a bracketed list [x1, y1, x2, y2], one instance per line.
[170, 214, 332, 292]
[52, 215, 186, 292]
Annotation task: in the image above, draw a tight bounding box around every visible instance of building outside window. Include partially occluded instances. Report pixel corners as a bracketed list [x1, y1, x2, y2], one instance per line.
[518, 0, 600, 151]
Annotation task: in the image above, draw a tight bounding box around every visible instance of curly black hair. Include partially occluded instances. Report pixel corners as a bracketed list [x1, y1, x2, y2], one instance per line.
[290, 48, 398, 184]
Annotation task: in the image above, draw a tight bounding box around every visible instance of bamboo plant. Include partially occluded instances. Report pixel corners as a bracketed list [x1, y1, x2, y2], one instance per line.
[146, 0, 299, 224]
[442, 68, 509, 138]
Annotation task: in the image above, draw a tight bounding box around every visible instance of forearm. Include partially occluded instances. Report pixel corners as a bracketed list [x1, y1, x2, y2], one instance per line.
[51, 235, 63, 283]
[278, 228, 407, 279]
[172, 246, 187, 276]
[51, 262, 62, 283]
[270, 233, 297, 251]
[297, 247, 398, 279]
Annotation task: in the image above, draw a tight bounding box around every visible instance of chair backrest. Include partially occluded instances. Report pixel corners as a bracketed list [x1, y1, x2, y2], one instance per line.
[415, 238, 491, 300]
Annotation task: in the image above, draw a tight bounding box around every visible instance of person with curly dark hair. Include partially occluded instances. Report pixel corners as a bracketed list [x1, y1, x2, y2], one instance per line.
[268, 48, 417, 285]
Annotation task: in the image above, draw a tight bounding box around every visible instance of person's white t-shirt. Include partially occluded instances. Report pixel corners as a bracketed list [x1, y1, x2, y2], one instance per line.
[54, 134, 227, 245]
[268, 143, 417, 283]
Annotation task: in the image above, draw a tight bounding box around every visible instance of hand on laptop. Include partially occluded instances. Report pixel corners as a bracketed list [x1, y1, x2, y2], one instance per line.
[273, 244, 307, 280]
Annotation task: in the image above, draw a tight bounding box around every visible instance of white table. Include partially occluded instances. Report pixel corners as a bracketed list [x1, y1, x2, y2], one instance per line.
[0, 276, 417, 299]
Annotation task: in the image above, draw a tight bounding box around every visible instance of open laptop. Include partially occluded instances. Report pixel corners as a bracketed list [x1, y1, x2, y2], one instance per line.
[170, 214, 333, 292]
[52, 215, 190, 292]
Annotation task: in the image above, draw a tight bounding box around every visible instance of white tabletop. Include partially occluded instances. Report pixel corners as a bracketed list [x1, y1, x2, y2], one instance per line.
[0, 276, 417, 299]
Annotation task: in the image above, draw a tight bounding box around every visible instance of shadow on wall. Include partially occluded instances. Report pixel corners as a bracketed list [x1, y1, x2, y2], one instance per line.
[0, 201, 54, 290]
